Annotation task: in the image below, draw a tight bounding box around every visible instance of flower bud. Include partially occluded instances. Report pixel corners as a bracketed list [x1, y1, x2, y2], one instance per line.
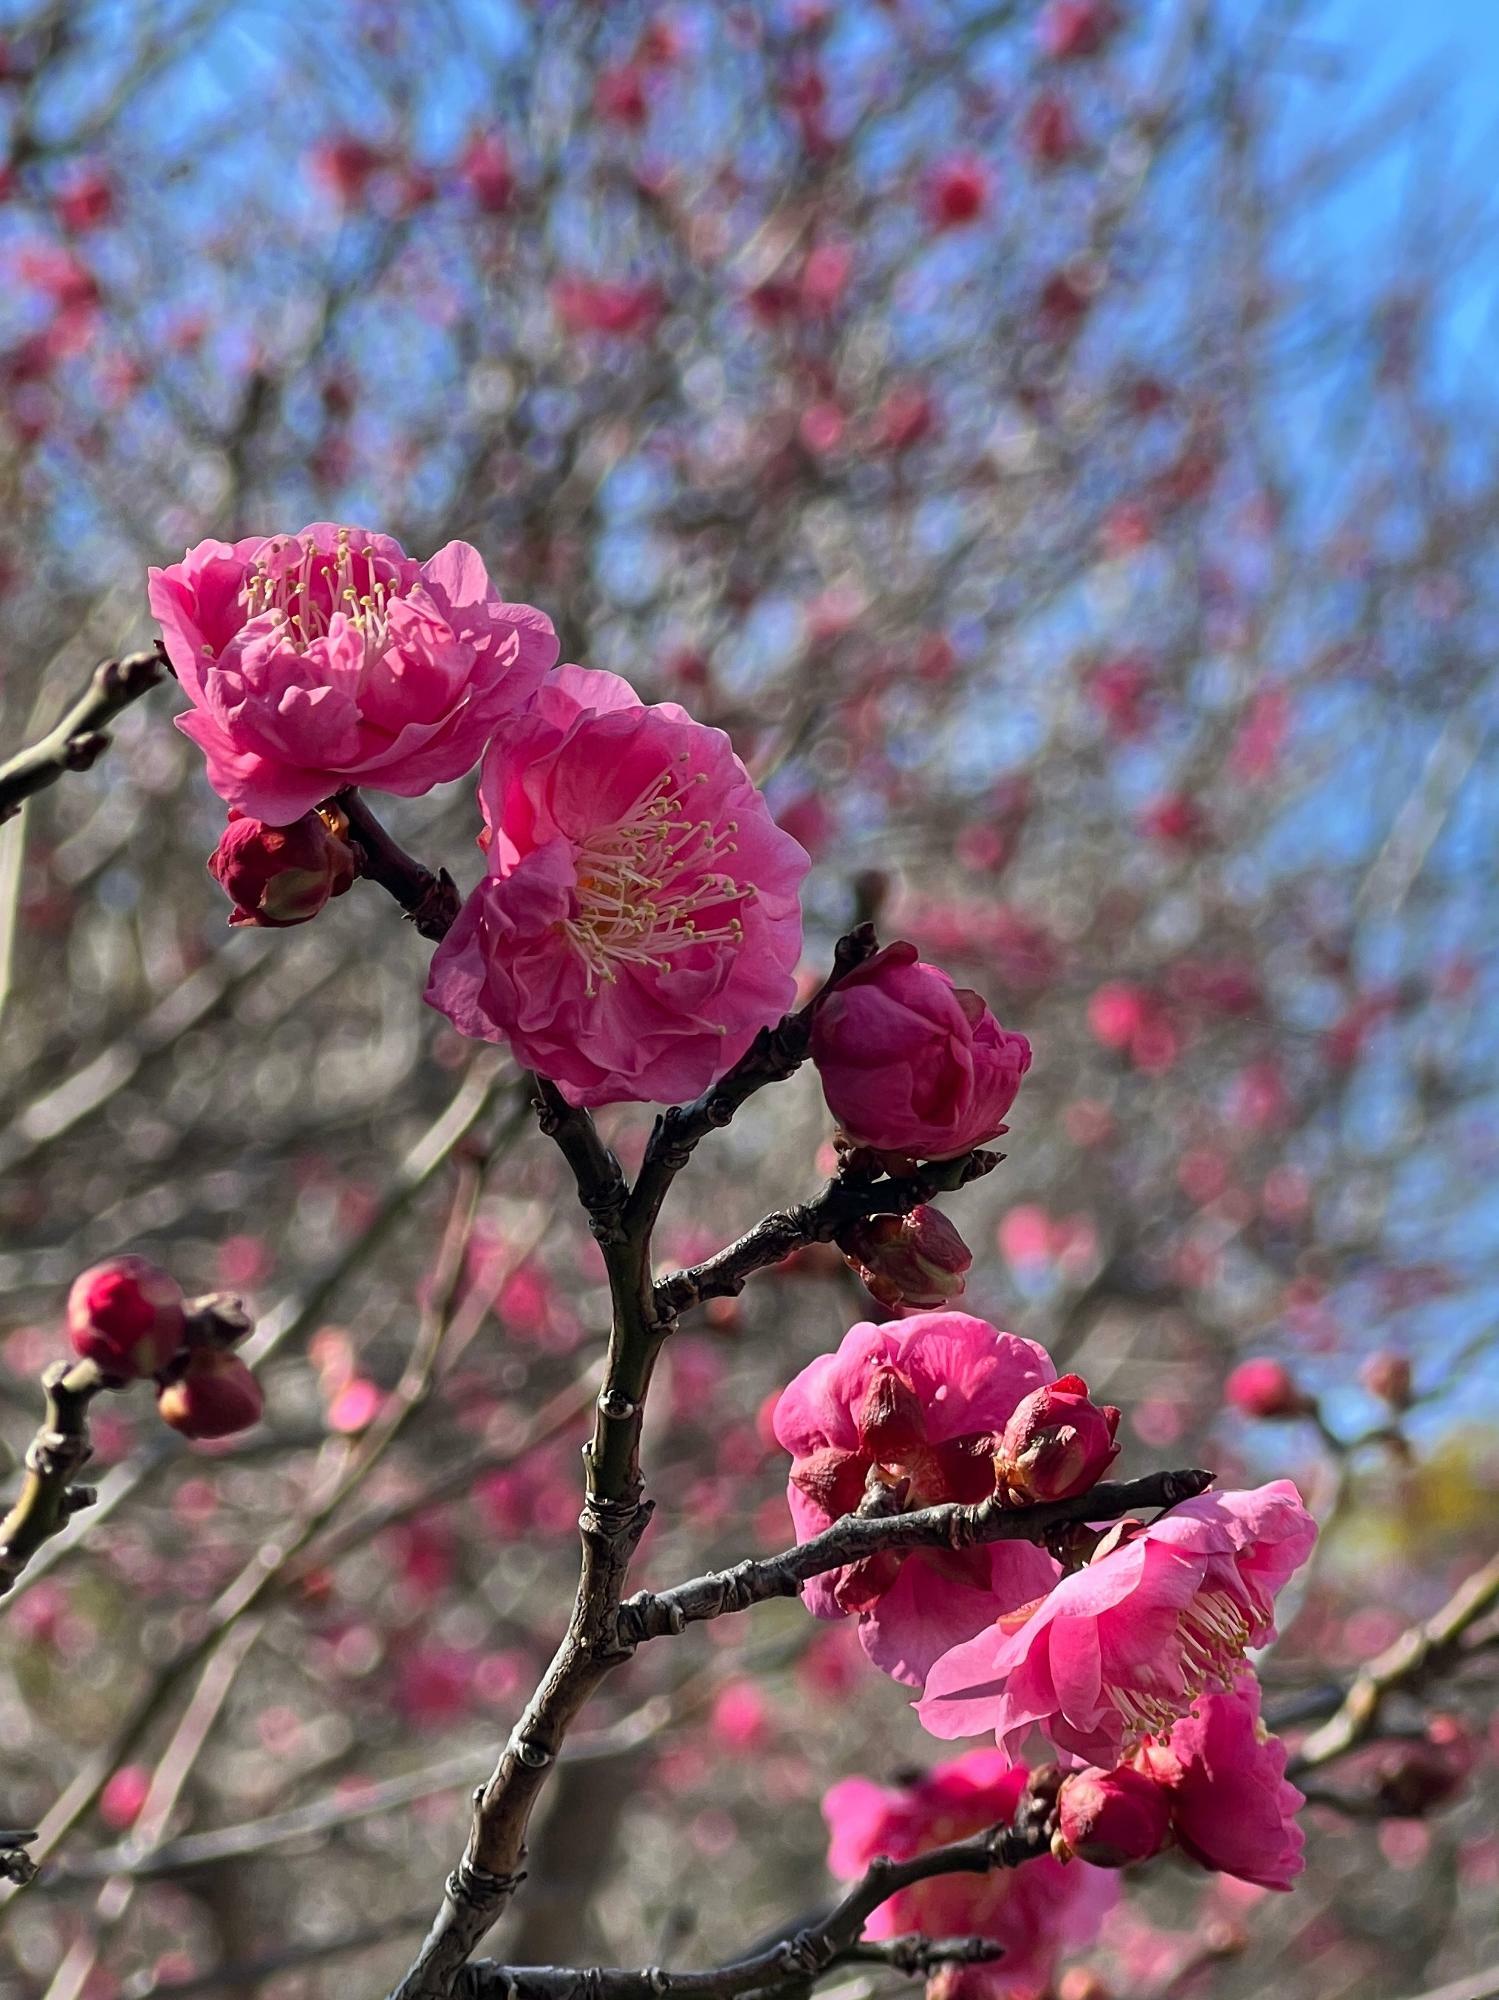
[1360, 1350, 1413, 1410]
[67, 1256, 186, 1382]
[157, 1349, 264, 1440]
[996, 1373, 1120, 1503]
[1372, 1716, 1474, 1817]
[207, 809, 356, 929]
[835, 1206, 973, 1310]
[1056, 1765, 1171, 1867]
[1223, 1358, 1312, 1420]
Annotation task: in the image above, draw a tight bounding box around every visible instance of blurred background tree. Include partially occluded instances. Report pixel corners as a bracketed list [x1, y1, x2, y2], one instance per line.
[0, 3, 1495, 1998]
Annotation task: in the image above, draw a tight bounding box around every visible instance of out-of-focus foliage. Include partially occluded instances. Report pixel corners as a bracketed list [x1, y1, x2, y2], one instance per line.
[0, 3, 1495, 1998]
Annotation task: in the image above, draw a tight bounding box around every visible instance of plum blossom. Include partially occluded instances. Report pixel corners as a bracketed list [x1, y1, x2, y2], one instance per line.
[772, 1312, 1062, 1686]
[824, 1753, 1117, 2000]
[811, 942, 1032, 1161]
[425, 665, 808, 1107]
[1134, 1675, 1305, 1890]
[917, 1483, 1315, 1765]
[150, 524, 556, 823]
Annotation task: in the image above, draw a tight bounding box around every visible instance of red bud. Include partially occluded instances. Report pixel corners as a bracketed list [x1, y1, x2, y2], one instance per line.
[997, 1373, 1120, 1503]
[1056, 1765, 1172, 1866]
[1223, 1358, 1312, 1421]
[208, 809, 356, 928]
[835, 1206, 972, 1310]
[157, 1349, 264, 1440]
[67, 1256, 186, 1382]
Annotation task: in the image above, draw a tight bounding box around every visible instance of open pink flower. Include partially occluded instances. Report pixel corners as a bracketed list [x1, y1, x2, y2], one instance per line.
[1135, 1675, 1305, 1890]
[425, 666, 808, 1106]
[811, 942, 1032, 1161]
[150, 524, 557, 823]
[917, 1483, 1315, 1765]
[824, 1753, 1117, 2000]
[772, 1313, 1062, 1686]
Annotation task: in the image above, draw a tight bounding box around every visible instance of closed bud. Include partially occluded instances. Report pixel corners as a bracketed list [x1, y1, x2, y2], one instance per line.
[157, 1349, 264, 1440]
[67, 1256, 186, 1382]
[1223, 1358, 1312, 1421]
[1373, 1716, 1474, 1818]
[997, 1373, 1120, 1503]
[855, 1362, 927, 1458]
[1360, 1350, 1413, 1410]
[208, 809, 356, 928]
[835, 1206, 973, 1310]
[1056, 1765, 1171, 1867]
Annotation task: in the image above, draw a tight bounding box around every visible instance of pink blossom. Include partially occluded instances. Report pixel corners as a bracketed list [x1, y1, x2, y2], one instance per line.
[824, 1753, 1117, 1999]
[1135, 1677, 1305, 1889]
[424, 665, 808, 1107]
[810, 942, 1032, 1161]
[924, 155, 991, 230]
[459, 133, 515, 213]
[552, 276, 663, 339]
[150, 524, 556, 823]
[917, 1483, 1316, 1765]
[772, 1312, 1062, 1686]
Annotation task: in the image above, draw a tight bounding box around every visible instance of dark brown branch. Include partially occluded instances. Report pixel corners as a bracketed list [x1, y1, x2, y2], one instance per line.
[617, 1468, 1215, 1647]
[624, 923, 881, 1241]
[0, 1360, 103, 1599]
[0, 648, 166, 824]
[336, 788, 462, 941]
[530, 1075, 630, 1237]
[456, 1793, 1056, 2000]
[656, 1148, 999, 1319]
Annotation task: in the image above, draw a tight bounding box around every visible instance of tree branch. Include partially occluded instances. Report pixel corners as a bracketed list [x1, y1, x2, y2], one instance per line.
[656, 1148, 999, 1318]
[336, 789, 462, 942]
[618, 1468, 1215, 1647]
[624, 923, 881, 1242]
[456, 1793, 1056, 2000]
[0, 647, 167, 824]
[1290, 1549, 1499, 1774]
[0, 1360, 102, 1599]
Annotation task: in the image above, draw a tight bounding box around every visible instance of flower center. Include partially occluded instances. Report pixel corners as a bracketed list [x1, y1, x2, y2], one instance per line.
[241, 528, 403, 664]
[1108, 1586, 1251, 1742]
[557, 756, 753, 994]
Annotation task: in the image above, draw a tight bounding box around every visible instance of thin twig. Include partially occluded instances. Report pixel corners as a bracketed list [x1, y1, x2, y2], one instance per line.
[1291, 1550, 1499, 1773]
[0, 1360, 103, 1599]
[0, 648, 166, 824]
[656, 1149, 1000, 1318]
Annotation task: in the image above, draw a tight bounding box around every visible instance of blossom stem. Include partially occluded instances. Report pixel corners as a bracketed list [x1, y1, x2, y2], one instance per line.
[0, 647, 166, 825]
[336, 788, 462, 941]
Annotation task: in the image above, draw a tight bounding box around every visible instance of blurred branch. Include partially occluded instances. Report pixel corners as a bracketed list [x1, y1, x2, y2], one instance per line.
[0, 1359, 101, 1599]
[618, 1469, 1214, 1647]
[0, 649, 166, 825]
[1290, 1549, 1499, 1773]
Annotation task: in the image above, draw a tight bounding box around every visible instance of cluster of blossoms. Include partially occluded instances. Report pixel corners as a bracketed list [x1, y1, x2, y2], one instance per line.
[776, 1307, 1315, 1981]
[144, 523, 1317, 1991]
[68, 1257, 261, 1439]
